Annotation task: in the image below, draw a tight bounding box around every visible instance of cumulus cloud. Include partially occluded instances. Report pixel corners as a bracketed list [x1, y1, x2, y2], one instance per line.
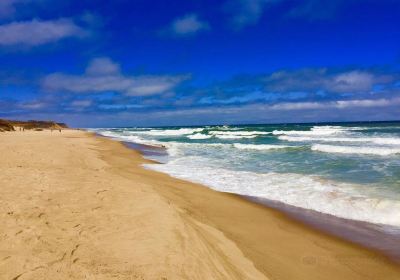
[41, 57, 189, 96]
[169, 14, 209, 36]
[0, 18, 86, 47]
[263, 69, 394, 93]
[269, 97, 400, 111]
[334, 97, 400, 108]
[85, 57, 120, 76]
[330, 71, 381, 93]
[5, 63, 400, 126]
[18, 101, 47, 109]
[224, 0, 350, 30]
[93, 96, 400, 127]
[224, 0, 282, 29]
[70, 100, 92, 108]
[185, 68, 397, 109]
[5, 94, 400, 127]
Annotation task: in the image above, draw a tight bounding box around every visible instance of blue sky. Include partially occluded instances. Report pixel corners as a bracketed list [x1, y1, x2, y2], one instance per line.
[0, 0, 399, 127]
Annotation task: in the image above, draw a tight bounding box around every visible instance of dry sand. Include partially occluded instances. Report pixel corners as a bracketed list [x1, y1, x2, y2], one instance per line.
[0, 129, 399, 279]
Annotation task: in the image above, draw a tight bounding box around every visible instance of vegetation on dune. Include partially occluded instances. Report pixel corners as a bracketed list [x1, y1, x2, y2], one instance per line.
[0, 119, 68, 132]
[0, 119, 15, 132]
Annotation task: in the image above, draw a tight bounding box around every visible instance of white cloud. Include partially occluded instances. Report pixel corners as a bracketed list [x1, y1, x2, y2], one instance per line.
[270, 101, 325, 110]
[264, 69, 395, 94]
[329, 71, 391, 93]
[19, 101, 47, 109]
[0, 18, 86, 47]
[85, 57, 120, 76]
[335, 98, 400, 108]
[95, 96, 400, 126]
[125, 76, 187, 96]
[225, 0, 276, 29]
[169, 14, 209, 36]
[269, 97, 400, 111]
[225, 0, 344, 30]
[70, 100, 92, 108]
[41, 57, 189, 96]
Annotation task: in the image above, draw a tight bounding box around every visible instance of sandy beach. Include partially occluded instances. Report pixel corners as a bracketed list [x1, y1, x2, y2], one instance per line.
[1, 129, 399, 280]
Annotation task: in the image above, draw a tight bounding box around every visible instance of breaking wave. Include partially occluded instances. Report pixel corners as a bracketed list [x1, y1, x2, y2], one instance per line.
[311, 144, 400, 156]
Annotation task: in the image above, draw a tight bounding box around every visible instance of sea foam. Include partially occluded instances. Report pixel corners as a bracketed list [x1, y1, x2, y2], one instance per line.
[279, 135, 400, 145]
[137, 128, 204, 136]
[215, 134, 258, 139]
[273, 126, 349, 136]
[187, 133, 212, 139]
[145, 157, 400, 227]
[233, 143, 291, 150]
[311, 144, 400, 156]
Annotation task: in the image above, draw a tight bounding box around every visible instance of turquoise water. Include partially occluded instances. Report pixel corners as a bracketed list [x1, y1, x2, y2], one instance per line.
[94, 121, 400, 228]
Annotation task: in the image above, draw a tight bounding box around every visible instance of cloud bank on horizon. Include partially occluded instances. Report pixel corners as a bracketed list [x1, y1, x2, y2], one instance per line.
[0, 0, 399, 127]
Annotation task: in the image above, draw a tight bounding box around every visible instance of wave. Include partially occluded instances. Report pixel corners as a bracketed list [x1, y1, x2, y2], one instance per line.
[311, 144, 400, 156]
[273, 126, 349, 136]
[209, 130, 270, 136]
[187, 133, 212, 139]
[95, 130, 163, 146]
[279, 135, 400, 145]
[161, 141, 234, 156]
[233, 143, 292, 150]
[145, 157, 400, 227]
[134, 128, 204, 136]
[206, 125, 240, 131]
[207, 130, 270, 139]
[215, 134, 258, 139]
[166, 142, 292, 151]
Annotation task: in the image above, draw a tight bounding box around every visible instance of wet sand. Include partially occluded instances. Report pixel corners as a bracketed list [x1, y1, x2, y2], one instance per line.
[1, 129, 399, 279]
[250, 197, 400, 262]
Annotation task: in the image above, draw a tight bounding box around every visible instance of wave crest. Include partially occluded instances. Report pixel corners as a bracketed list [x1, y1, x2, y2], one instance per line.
[311, 144, 400, 156]
[233, 143, 291, 150]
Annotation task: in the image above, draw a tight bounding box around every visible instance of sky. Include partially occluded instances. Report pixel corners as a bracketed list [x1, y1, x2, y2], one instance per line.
[0, 0, 399, 127]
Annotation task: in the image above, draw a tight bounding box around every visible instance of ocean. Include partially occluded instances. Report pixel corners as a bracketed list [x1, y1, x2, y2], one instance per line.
[92, 121, 400, 256]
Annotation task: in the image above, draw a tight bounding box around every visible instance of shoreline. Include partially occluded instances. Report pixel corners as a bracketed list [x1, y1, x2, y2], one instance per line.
[118, 137, 400, 262]
[1, 129, 399, 279]
[250, 196, 400, 262]
[98, 133, 400, 277]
